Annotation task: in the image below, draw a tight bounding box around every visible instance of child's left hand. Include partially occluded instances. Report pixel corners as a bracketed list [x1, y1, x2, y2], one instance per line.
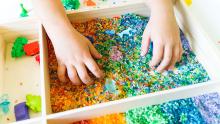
[141, 0, 183, 73]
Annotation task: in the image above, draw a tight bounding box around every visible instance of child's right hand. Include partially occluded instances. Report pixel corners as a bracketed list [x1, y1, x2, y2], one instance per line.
[52, 28, 104, 85]
[32, 0, 104, 85]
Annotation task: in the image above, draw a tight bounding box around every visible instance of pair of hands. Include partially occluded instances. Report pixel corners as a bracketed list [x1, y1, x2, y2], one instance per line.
[52, 3, 183, 85]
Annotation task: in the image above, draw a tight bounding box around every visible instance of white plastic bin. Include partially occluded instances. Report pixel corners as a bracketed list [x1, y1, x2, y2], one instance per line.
[0, 0, 219, 124]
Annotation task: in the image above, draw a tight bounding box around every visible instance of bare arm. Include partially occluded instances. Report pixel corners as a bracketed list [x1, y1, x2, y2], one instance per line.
[32, 0, 74, 45]
[32, 0, 104, 85]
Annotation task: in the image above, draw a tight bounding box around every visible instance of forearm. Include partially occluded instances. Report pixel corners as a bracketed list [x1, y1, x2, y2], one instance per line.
[146, 0, 176, 7]
[32, 0, 74, 44]
[146, 0, 175, 18]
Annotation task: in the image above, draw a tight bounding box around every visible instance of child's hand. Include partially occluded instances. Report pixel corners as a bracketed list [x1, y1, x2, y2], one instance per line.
[32, 0, 104, 85]
[53, 29, 104, 85]
[141, 0, 183, 72]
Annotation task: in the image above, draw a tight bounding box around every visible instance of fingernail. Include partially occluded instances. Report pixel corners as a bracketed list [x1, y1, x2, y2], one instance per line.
[149, 61, 153, 66]
[86, 79, 94, 85]
[100, 71, 105, 78]
[98, 64, 103, 69]
[151, 66, 155, 70]
[169, 66, 174, 70]
[72, 82, 81, 86]
[156, 69, 163, 73]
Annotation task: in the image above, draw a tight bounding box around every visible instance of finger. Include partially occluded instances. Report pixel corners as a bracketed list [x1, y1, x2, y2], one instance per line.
[85, 58, 104, 79]
[156, 45, 173, 73]
[141, 29, 151, 56]
[88, 42, 102, 59]
[75, 63, 93, 85]
[149, 41, 164, 69]
[98, 63, 103, 69]
[67, 65, 82, 85]
[178, 42, 183, 62]
[167, 46, 179, 70]
[57, 62, 67, 82]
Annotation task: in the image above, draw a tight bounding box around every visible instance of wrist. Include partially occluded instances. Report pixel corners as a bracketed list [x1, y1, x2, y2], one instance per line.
[147, 0, 173, 13]
[45, 21, 77, 47]
[44, 19, 73, 33]
[147, 0, 174, 18]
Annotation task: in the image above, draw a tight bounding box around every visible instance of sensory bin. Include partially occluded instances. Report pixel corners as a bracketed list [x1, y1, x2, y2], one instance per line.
[73, 92, 220, 124]
[48, 13, 210, 113]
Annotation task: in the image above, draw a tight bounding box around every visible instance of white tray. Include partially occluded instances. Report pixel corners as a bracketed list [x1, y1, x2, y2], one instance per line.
[0, 0, 219, 124]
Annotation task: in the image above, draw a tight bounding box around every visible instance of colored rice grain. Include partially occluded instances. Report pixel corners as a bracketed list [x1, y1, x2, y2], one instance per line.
[193, 93, 220, 124]
[160, 98, 205, 124]
[73, 113, 126, 124]
[126, 105, 168, 124]
[73, 93, 219, 124]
